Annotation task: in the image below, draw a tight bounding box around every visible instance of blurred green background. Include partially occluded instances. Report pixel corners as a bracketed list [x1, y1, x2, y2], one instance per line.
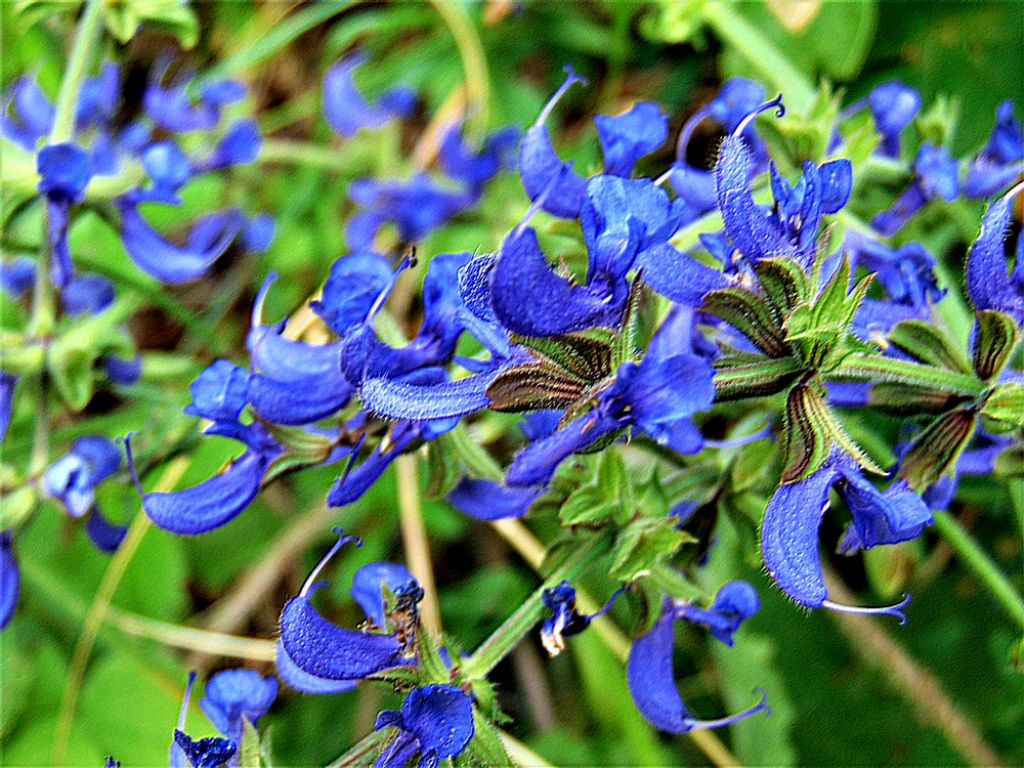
[1, 1, 1021, 765]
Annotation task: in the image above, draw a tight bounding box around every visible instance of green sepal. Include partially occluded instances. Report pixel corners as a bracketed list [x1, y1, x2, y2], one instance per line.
[425, 435, 462, 499]
[886, 320, 972, 374]
[239, 718, 265, 768]
[712, 356, 803, 401]
[972, 310, 1020, 381]
[612, 277, 648, 370]
[781, 383, 833, 483]
[784, 256, 873, 368]
[559, 485, 622, 527]
[609, 517, 695, 582]
[703, 287, 789, 358]
[510, 332, 612, 384]
[263, 423, 335, 462]
[982, 383, 1024, 429]
[868, 383, 969, 416]
[486, 363, 584, 412]
[754, 257, 811, 316]
[453, 708, 514, 768]
[899, 408, 979, 491]
[417, 626, 452, 685]
[46, 339, 96, 412]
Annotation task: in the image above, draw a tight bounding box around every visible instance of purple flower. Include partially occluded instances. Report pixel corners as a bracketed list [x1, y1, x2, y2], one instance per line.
[873, 143, 959, 236]
[323, 52, 416, 138]
[966, 183, 1024, 323]
[965, 101, 1023, 199]
[595, 101, 669, 177]
[539, 580, 625, 656]
[200, 669, 278, 750]
[374, 685, 475, 768]
[43, 436, 121, 519]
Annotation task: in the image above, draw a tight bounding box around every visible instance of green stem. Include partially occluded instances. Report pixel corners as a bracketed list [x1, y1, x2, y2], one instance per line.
[259, 139, 356, 173]
[932, 510, 1024, 630]
[830, 354, 986, 396]
[429, 0, 491, 140]
[461, 534, 606, 680]
[327, 729, 393, 768]
[700, 1, 816, 114]
[48, 0, 106, 145]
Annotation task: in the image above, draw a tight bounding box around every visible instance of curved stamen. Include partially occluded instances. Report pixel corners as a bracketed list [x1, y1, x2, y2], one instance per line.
[299, 526, 363, 597]
[590, 587, 628, 620]
[365, 257, 414, 322]
[251, 271, 278, 330]
[732, 95, 785, 140]
[685, 688, 770, 731]
[655, 107, 713, 186]
[176, 671, 198, 731]
[703, 420, 774, 450]
[533, 65, 588, 129]
[822, 593, 911, 624]
[999, 179, 1024, 204]
[123, 433, 145, 496]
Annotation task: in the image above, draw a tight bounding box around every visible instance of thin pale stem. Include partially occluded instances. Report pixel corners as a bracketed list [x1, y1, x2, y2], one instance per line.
[51, 457, 189, 765]
[823, 567, 1005, 766]
[396, 453, 443, 637]
[48, 0, 106, 145]
[106, 609, 276, 661]
[932, 510, 1024, 630]
[429, 0, 491, 140]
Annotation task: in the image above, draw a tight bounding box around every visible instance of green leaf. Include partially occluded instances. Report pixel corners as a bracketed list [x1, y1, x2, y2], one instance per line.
[12, 0, 80, 30]
[609, 517, 693, 582]
[971, 310, 1020, 381]
[105, 0, 199, 47]
[560, 485, 623, 527]
[47, 340, 96, 411]
[886, 320, 972, 374]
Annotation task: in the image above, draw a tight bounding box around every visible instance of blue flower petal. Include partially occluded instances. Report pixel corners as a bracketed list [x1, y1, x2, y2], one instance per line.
[323, 53, 414, 137]
[104, 353, 142, 387]
[275, 640, 358, 695]
[172, 730, 236, 768]
[85, 508, 128, 554]
[448, 478, 541, 520]
[761, 461, 838, 609]
[678, 581, 760, 647]
[492, 228, 623, 337]
[966, 189, 1024, 322]
[38, 143, 92, 202]
[1, 77, 54, 150]
[142, 141, 193, 193]
[866, 82, 921, 158]
[836, 470, 932, 554]
[360, 371, 495, 422]
[279, 588, 406, 684]
[352, 562, 418, 627]
[311, 253, 394, 336]
[400, 685, 475, 765]
[200, 669, 278, 742]
[132, 445, 269, 535]
[1, 258, 35, 298]
[185, 360, 250, 424]
[75, 62, 119, 130]
[1, 534, 19, 630]
[595, 101, 669, 177]
[118, 199, 242, 284]
[636, 244, 727, 306]
[204, 120, 261, 171]
[0, 373, 16, 442]
[506, 414, 619, 487]
[61, 274, 115, 316]
[439, 124, 518, 192]
[627, 603, 768, 733]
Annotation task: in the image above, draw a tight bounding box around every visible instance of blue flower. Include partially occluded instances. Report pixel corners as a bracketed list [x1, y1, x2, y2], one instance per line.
[664, 78, 768, 217]
[439, 122, 519, 193]
[144, 61, 244, 134]
[0, 373, 18, 443]
[518, 66, 589, 219]
[627, 598, 768, 734]
[677, 581, 761, 647]
[539, 580, 625, 656]
[873, 143, 959, 236]
[846, 82, 921, 158]
[277, 529, 422, 693]
[761, 452, 929, 619]
[126, 425, 281, 535]
[246, 275, 353, 426]
[104, 354, 143, 386]
[43, 436, 121, 518]
[61, 273, 115, 316]
[1, 533, 19, 631]
[200, 669, 278, 747]
[507, 346, 713, 487]
[594, 101, 669, 177]
[38, 143, 93, 288]
[311, 253, 395, 336]
[966, 101, 1023, 199]
[448, 479, 541, 521]
[75, 62, 120, 130]
[323, 52, 416, 138]
[347, 174, 475, 248]
[966, 183, 1024, 323]
[1, 258, 35, 298]
[374, 685, 475, 768]
[1, 77, 55, 150]
[170, 673, 235, 768]
[184, 360, 249, 425]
